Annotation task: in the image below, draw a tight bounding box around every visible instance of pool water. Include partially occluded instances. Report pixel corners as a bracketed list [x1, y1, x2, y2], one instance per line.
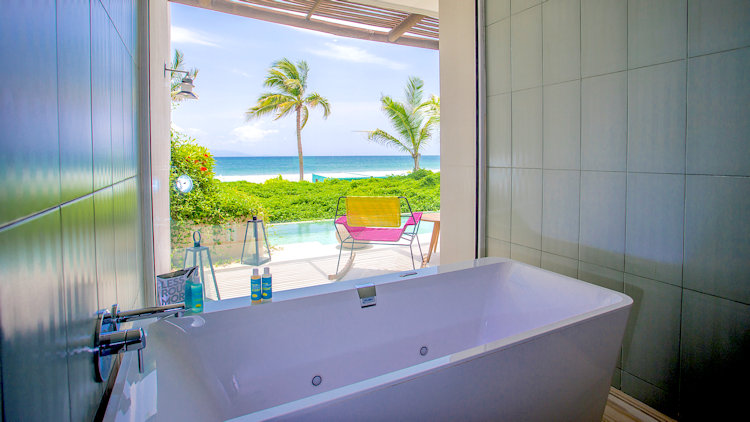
[267, 219, 435, 246]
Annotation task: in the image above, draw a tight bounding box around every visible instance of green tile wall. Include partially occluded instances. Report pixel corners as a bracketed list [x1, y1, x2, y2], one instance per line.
[484, 0, 750, 418]
[0, 1, 143, 419]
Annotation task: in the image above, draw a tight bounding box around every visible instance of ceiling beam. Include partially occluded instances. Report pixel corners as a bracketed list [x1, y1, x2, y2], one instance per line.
[387, 13, 424, 42]
[171, 0, 438, 50]
[305, 0, 324, 20]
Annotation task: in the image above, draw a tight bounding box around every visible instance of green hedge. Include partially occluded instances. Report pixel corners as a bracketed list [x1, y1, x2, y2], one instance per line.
[225, 169, 440, 223]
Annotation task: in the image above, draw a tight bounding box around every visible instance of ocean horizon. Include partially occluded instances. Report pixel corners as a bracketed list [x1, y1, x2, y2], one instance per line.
[214, 155, 440, 183]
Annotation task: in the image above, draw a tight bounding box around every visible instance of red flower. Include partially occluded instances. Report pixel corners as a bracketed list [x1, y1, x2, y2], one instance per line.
[200, 167, 207, 172]
[204, 153, 209, 158]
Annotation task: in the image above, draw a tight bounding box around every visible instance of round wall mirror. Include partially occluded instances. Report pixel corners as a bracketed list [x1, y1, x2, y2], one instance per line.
[175, 174, 194, 194]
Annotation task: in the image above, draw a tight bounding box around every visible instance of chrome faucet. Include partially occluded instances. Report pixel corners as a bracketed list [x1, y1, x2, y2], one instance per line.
[105, 303, 186, 324]
[94, 303, 186, 382]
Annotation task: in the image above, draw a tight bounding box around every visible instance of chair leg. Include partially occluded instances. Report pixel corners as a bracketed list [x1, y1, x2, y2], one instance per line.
[416, 235, 424, 263]
[409, 243, 416, 269]
[336, 242, 344, 273]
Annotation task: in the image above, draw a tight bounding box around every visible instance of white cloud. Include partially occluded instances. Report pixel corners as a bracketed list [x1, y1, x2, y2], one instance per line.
[230, 68, 253, 79]
[184, 127, 207, 137]
[231, 122, 279, 143]
[171, 26, 219, 47]
[309, 43, 406, 70]
[170, 122, 206, 138]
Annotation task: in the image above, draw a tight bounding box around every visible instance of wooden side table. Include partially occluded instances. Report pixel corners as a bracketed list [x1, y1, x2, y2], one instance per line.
[420, 212, 440, 267]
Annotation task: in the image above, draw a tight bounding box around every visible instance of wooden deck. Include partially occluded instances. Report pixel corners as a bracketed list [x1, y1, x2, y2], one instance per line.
[207, 241, 437, 300]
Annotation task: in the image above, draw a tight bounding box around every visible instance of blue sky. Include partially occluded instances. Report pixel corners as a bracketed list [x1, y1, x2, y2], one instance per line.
[170, 3, 440, 157]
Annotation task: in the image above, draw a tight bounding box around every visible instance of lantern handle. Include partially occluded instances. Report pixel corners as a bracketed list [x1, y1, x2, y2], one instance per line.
[193, 230, 201, 247]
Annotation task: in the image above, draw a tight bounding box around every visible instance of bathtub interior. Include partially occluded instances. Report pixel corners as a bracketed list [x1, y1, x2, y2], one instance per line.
[144, 259, 627, 419]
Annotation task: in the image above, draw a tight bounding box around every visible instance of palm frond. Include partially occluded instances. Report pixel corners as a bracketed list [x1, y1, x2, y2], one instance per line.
[404, 76, 424, 112]
[381, 96, 417, 142]
[367, 129, 413, 154]
[296, 60, 309, 91]
[416, 94, 440, 122]
[304, 92, 331, 118]
[274, 58, 300, 82]
[299, 106, 309, 130]
[274, 100, 298, 120]
[417, 118, 437, 147]
[245, 93, 296, 120]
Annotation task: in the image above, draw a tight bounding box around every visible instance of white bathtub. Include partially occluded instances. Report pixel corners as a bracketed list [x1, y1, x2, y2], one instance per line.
[105, 258, 631, 421]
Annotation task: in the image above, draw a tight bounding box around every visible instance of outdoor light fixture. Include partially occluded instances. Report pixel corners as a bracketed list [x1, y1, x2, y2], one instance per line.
[165, 65, 199, 100]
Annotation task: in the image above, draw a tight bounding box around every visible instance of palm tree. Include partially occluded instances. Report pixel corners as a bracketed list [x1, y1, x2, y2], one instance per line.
[245, 58, 331, 181]
[367, 77, 439, 171]
[169, 49, 198, 104]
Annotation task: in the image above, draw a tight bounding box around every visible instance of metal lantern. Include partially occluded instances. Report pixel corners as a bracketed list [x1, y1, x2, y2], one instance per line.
[241, 215, 271, 266]
[183, 231, 221, 300]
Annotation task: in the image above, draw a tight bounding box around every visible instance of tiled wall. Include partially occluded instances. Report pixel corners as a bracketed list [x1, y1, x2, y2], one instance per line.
[484, 0, 749, 419]
[0, 1, 142, 420]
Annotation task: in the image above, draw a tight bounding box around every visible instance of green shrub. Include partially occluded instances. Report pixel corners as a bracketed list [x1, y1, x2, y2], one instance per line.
[227, 171, 440, 223]
[169, 130, 265, 224]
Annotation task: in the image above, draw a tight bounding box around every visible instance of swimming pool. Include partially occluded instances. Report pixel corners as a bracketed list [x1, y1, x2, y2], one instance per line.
[267, 218, 435, 246]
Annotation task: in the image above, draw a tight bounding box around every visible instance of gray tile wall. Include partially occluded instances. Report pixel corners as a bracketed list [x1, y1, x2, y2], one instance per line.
[484, 0, 750, 419]
[0, 1, 142, 420]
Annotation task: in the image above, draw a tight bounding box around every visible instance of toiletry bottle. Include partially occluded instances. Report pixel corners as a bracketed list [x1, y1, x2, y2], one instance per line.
[184, 272, 204, 313]
[251, 268, 262, 304]
[262, 267, 272, 303]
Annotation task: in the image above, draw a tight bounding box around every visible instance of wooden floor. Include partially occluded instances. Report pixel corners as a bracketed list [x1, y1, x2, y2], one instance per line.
[604, 388, 677, 421]
[208, 241, 436, 300]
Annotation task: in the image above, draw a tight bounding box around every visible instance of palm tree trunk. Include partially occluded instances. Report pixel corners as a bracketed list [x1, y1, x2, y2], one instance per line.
[296, 106, 303, 181]
[413, 152, 420, 171]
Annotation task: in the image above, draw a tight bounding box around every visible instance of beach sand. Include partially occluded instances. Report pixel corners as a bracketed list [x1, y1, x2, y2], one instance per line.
[215, 169, 437, 184]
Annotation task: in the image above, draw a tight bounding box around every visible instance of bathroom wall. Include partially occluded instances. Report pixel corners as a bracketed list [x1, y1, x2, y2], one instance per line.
[0, 0, 144, 420]
[439, 0, 478, 264]
[484, 0, 749, 419]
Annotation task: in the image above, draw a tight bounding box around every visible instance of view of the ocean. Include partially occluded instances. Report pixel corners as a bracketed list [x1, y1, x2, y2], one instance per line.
[214, 155, 440, 183]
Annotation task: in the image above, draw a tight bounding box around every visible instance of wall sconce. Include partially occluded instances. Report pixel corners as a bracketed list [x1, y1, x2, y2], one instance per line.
[165, 65, 199, 100]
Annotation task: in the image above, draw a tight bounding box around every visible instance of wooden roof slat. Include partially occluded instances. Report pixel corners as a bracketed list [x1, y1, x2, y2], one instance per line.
[387, 13, 423, 42]
[305, 0, 324, 20]
[174, 0, 438, 49]
[313, 6, 403, 24]
[313, 4, 405, 24]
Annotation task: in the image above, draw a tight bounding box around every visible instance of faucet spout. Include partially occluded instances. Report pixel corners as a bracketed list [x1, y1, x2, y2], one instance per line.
[95, 302, 183, 383]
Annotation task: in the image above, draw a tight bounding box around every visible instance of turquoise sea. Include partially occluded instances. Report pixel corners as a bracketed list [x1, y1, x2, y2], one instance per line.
[214, 155, 440, 177]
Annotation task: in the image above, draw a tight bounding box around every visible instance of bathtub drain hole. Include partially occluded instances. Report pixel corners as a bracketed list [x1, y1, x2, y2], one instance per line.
[420, 346, 428, 356]
[312, 375, 322, 386]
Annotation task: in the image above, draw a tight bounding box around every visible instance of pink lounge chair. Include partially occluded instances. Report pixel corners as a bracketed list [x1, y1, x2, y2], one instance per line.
[331, 196, 423, 279]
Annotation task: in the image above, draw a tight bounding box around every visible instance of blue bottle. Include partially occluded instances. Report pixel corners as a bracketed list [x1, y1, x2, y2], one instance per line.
[262, 267, 272, 303]
[184, 274, 204, 313]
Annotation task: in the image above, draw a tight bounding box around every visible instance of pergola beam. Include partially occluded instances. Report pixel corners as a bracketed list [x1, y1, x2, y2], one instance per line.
[387, 13, 424, 42]
[305, 0, 324, 20]
[171, 0, 438, 50]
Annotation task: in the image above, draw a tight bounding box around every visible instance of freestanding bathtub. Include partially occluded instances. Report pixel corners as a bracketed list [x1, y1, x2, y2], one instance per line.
[104, 257, 631, 421]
